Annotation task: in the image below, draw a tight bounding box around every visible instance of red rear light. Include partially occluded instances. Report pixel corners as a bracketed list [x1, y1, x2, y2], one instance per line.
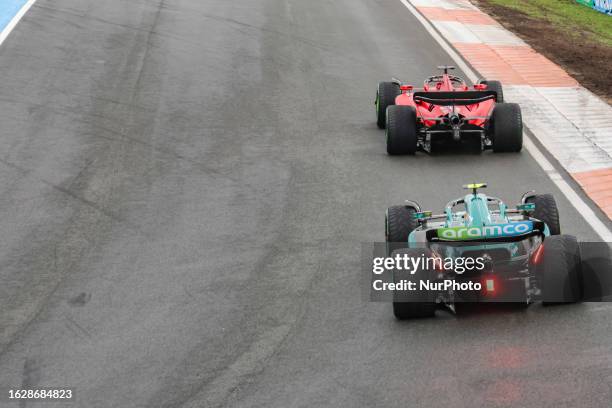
[531, 245, 544, 266]
[474, 84, 487, 90]
[400, 85, 413, 92]
[481, 275, 499, 296]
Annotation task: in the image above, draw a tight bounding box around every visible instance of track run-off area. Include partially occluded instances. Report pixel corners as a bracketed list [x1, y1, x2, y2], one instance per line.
[0, 0, 611, 407]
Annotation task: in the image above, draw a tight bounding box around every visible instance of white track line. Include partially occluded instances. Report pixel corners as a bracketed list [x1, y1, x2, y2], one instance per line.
[399, 0, 612, 241]
[0, 0, 38, 47]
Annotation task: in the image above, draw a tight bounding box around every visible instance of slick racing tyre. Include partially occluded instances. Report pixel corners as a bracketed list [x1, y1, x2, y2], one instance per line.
[386, 105, 418, 155]
[491, 103, 523, 153]
[392, 248, 437, 319]
[478, 79, 504, 103]
[526, 194, 561, 235]
[540, 235, 583, 304]
[386, 205, 418, 256]
[376, 82, 400, 129]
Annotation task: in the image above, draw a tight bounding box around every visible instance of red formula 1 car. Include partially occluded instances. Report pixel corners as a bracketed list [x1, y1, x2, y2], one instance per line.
[375, 66, 522, 155]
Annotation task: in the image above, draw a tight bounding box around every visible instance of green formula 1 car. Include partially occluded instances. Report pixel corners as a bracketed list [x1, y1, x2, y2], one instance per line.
[386, 183, 583, 319]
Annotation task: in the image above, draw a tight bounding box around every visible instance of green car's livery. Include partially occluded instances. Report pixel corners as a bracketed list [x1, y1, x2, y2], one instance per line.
[386, 183, 583, 320]
[436, 221, 535, 241]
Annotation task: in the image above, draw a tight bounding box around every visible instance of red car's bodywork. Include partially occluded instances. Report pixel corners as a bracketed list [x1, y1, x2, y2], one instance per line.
[378, 66, 522, 155]
[394, 72, 495, 129]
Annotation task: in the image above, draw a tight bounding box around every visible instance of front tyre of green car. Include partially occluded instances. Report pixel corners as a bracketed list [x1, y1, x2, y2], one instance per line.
[526, 194, 561, 235]
[386, 205, 418, 256]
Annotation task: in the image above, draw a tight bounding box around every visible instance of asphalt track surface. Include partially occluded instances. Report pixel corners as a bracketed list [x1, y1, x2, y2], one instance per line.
[0, 0, 610, 407]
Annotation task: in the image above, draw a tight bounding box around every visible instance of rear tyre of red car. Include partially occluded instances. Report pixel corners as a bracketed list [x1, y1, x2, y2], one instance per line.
[491, 103, 523, 153]
[392, 248, 437, 320]
[540, 235, 583, 304]
[376, 82, 400, 129]
[479, 79, 504, 103]
[526, 194, 561, 235]
[386, 106, 418, 155]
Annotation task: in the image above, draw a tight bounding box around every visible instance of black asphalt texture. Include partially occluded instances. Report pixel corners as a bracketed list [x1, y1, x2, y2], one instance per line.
[0, 0, 610, 407]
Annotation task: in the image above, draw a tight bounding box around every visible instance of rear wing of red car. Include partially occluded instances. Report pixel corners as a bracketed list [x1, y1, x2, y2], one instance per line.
[413, 90, 498, 106]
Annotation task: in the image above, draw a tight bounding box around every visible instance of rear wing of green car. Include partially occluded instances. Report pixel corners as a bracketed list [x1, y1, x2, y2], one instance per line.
[425, 220, 546, 243]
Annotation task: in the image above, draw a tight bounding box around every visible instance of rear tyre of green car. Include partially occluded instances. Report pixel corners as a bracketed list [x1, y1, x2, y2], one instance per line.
[541, 235, 583, 304]
[392, 248, 437, 320]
